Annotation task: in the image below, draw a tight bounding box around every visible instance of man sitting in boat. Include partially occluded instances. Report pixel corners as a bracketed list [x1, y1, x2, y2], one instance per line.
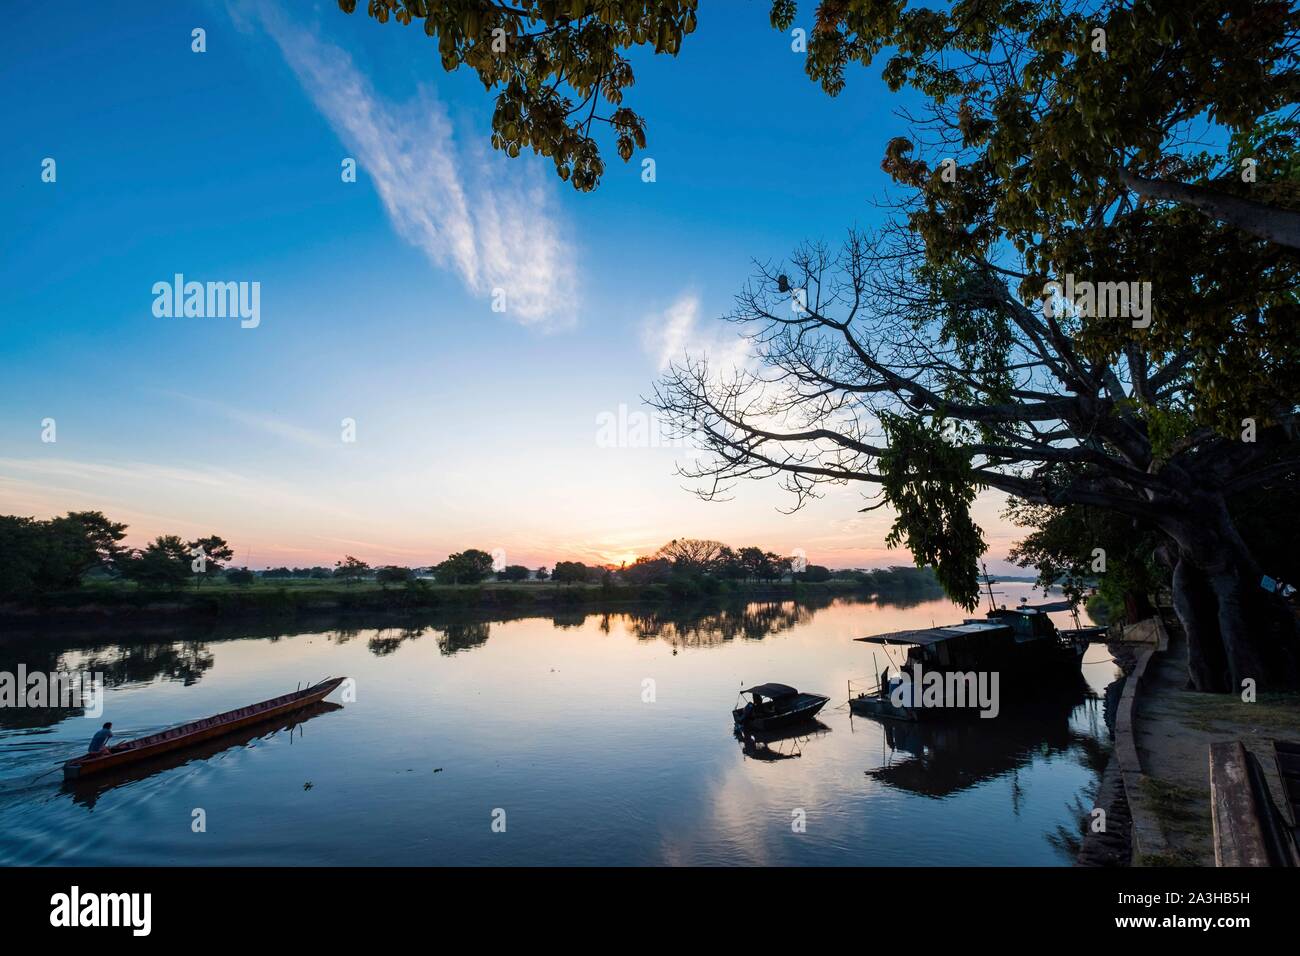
[88, 722, 114, 754]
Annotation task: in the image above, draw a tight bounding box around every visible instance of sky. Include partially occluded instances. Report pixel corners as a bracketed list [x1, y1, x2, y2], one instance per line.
[0, 1, 1024, 573]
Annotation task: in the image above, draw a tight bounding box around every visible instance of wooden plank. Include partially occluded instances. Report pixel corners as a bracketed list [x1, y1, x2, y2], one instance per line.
[1210, 741, 1271, 867]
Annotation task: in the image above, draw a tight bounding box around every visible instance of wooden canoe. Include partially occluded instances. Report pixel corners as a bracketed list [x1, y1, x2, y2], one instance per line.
[63, 677, 347, 781]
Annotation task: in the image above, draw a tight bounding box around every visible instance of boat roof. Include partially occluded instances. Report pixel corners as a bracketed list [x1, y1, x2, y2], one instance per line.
[741, 683, 799, 698]
[855, 621, 1007, 647]
[1015, 600, 1073, 612]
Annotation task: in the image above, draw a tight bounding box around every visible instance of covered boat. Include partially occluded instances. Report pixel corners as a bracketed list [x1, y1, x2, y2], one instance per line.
[732, 682, 829, 730]
[849, 606, 1088, 721]
[63, 677, 347, 781]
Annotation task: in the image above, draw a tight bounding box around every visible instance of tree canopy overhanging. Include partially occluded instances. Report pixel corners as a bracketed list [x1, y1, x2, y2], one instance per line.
[342, 1, 1300, 691]
[339, 0, 699, 190]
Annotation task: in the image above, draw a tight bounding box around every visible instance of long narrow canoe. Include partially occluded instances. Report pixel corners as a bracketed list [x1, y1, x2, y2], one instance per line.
[63, 677, 347, 781]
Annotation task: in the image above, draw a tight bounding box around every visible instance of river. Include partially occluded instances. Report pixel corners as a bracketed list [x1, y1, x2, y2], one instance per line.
[0, 595, 1116, 865]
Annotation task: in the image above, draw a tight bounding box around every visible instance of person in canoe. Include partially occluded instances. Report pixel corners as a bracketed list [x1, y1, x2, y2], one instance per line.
[88, 722, 114, 754]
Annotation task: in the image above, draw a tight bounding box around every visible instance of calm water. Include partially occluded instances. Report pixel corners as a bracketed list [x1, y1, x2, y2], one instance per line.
[0, 596, 1117, 865]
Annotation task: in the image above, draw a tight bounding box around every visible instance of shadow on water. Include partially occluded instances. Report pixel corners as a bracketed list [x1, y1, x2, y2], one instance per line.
[59, 701, 344, 809]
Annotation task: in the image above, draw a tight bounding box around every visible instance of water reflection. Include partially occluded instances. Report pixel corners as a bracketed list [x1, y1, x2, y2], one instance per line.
[0, 595, 1116, 866]
[0, 640, 215, 730]
[858, 681, 1097, 798]
[735, 719, 832, 762]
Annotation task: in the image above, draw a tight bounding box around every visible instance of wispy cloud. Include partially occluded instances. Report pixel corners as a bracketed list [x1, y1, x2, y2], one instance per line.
[154, 390, 335, 450]
[641, 293, 750, 372]
[238, 2, 578, 328]
[0, 457, 360, 523]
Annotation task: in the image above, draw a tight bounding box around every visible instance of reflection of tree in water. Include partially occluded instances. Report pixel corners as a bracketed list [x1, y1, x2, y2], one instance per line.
[367, 627, 428, 656]
[0, 639, 215, 729]
[82, 641, 215, 688]
[1046, 694, 1116, 861]
[435, 621, 490, 655]
[866, 593, 933, 610]
[618, 601, 816, 648]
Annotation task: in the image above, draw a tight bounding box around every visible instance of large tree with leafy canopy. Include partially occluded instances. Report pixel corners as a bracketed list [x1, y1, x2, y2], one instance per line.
[649, 222, 1296, 691]
[340, 1, 1299, 690]
[647, 2, 1299, 691]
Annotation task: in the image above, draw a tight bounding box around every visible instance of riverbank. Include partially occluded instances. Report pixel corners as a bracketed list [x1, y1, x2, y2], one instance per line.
[0, 578, 946, 632]
[1119, 611, 1300, 865]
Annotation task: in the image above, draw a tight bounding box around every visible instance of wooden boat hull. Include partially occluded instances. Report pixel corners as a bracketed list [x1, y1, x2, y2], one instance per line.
[733, 693, 830, 730]
[63, 677, 346, 781]
[850, 693, 924, 722]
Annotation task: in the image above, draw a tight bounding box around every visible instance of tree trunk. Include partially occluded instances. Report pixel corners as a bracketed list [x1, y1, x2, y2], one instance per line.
[1171, 554, 1228, 692]
[1160, 494, 1298, 692]
[1123, 589, 1154, 625]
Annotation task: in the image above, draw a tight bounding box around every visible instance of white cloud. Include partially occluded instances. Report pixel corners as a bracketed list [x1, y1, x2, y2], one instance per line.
[641, 293, 750, 372]
[242, 3, 578, 328]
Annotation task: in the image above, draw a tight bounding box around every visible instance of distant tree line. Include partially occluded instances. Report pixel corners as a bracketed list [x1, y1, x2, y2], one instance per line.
[0, 515, 944, 601]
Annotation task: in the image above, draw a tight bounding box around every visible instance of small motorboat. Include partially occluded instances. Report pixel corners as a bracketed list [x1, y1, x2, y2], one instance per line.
[732, 683, 829, 730]
[63, 677, 347, 781]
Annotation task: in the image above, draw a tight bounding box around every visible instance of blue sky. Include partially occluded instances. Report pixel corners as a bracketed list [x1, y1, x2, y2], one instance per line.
[0, 1, 1023, 571]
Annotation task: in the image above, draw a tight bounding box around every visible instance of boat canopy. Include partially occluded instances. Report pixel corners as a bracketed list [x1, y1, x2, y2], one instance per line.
[854, 621, 1007, 647]
[742, 683, 799, 699]
[1015, 600, 1073, 612]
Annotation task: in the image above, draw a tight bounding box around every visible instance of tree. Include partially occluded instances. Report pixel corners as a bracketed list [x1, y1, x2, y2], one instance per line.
[795, 564, 832, 583]
[376, 565, 414, 587]
[0, 511, 128, 598]
[786, 0, 1300, 254]
[1006, 501, 1162, 626]
[652, 538, 727, 574]
[338, 0, 699, 191]
[57, 511, 128, 581]
[188, 534, 234, 587]
[775, 1, 1300, 435]
[551, 561, 591, 585]
[646, 1, 1300, 691]
[534, 566, 549, 581]
[0, 517, 38, 598]
[713, 546, 747, 581]
[225, 567, 256, 587]
[434, 549, 495, 584]
[764, 553, 792, 583]
[334, 1, 1299, 689]
[334, 555, 371, 585]
[788, 0, 1300, 691]
[121, 536, 191, 590]
[650, 227, 1298, 691]
[621, 556, 673, 586]
[499, 564, 531, 582]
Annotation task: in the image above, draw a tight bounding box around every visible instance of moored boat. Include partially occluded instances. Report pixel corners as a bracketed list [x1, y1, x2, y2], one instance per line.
[849, 604, 1088, 721]
[732, 683, 829, 730]
[62, 677, 347, 781]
